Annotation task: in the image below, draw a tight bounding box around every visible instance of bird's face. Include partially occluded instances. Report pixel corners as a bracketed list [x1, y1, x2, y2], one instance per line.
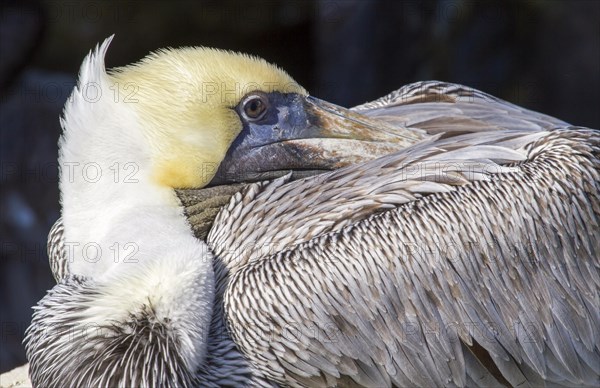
[109, 46, 415, 189]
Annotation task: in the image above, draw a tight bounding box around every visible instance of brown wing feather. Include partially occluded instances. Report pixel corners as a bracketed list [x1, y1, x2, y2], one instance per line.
[353, 81, 569, 136]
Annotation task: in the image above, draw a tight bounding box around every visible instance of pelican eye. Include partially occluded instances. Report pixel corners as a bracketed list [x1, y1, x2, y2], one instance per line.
[241, 94, 268, 121]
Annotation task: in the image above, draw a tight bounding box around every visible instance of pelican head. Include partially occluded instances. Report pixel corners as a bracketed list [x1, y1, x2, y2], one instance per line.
[99, 37, 413, 188]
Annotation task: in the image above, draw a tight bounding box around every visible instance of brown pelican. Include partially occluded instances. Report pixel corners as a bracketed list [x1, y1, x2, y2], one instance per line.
[25, 37, 599, 387]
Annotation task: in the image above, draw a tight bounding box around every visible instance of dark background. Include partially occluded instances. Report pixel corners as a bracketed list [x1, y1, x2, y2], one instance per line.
[1, 0, 598, 373]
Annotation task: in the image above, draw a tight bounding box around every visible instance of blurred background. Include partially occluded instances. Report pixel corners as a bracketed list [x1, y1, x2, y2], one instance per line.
[1, 0, 598, 373]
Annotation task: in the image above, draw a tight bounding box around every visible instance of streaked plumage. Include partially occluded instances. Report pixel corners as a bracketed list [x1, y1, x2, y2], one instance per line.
[208, 127, 599, 387]
[47, 215, 66, 282]
[26, 37, 599, 387]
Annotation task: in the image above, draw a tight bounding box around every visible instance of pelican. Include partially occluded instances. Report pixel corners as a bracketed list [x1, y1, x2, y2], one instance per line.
[24, 37, 599, 387]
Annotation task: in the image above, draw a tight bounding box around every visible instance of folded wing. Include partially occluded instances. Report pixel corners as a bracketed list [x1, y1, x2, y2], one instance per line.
[211, 127, 599, 387]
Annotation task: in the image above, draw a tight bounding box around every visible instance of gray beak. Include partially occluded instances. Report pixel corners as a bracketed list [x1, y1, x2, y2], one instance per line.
[208, 92, 424, 185]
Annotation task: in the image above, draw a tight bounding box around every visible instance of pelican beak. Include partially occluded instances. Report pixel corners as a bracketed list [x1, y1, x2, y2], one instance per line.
[209, 93, 425, 185]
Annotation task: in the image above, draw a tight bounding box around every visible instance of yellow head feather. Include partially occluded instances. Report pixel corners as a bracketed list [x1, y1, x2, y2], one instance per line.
[109, 47, 306, 188]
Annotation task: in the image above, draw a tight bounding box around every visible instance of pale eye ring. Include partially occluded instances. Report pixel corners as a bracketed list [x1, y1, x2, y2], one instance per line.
[241, 94, 268, 121]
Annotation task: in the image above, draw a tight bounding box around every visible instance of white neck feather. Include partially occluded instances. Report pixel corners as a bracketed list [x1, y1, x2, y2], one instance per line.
[58, 36, 214, 373]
